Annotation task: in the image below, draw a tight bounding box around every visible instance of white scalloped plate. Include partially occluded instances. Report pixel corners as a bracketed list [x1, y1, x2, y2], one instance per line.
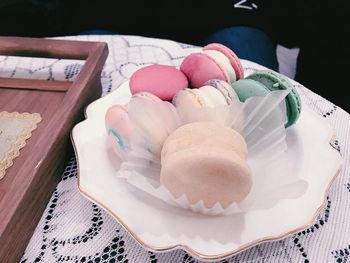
[72, 66, 342, 262]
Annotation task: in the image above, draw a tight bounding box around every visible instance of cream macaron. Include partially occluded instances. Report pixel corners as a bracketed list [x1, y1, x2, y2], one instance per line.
[172, 79, 239, 109]
[160, 121, 252, 208]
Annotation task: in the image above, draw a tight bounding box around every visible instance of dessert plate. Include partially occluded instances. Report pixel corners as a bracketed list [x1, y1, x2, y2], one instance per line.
[72, 64, 342, 261]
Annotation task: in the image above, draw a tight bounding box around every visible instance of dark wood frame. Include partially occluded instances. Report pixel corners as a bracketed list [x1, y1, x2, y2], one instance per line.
[0, 36, 108, 262]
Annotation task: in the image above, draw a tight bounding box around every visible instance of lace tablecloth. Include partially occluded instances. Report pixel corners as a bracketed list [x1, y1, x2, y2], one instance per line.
[1, 35, 348, 263]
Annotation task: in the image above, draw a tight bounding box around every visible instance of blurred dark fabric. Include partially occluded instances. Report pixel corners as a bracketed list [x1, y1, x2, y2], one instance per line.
[0, 0, 348, 111]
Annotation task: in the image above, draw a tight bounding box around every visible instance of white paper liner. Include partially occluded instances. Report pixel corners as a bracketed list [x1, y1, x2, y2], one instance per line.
[111, 87, 300, 215]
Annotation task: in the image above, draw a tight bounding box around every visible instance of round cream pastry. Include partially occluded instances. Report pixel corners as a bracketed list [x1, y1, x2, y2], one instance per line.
[160, 121, 252, 208]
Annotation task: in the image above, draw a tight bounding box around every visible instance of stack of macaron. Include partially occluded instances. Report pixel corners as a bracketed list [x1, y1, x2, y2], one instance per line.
[129, 43, 245, 101]
[129, 42, 301, 127]
[105, 93, 254, 209]
[105, 43, 302, 211]
[130, 66, 300, 127]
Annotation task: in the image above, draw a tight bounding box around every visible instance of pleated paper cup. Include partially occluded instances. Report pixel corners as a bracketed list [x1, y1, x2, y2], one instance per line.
[114, 87, 299, 215]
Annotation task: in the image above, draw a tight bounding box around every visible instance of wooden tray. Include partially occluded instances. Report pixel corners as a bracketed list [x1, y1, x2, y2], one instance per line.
[0, 36, 108, 262]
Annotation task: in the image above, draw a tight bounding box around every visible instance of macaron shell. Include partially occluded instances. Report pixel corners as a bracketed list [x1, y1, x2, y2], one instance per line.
[204, 79, 240, 104]
[127, 96, 178, 157]
[129, 64, 188, 100]
[161, 121, 248, 161]
[284, 89, 302, 127]
[203, 43, 244, 80]
[246, 70, 302, 127]
[105, 105, 132, 137]
[132, 91, 162, 102]
[160, 148, 252, 208]
[172, 89, 204, 108]
[160, 121, 251, 208]
[193, 86, 229, 107]
[105, 105, 132, 160]
[173, 86, 228, 109]
[203, 50, 237, 82]
[180, 53, 230, 88]
[231, 79, 270, 102]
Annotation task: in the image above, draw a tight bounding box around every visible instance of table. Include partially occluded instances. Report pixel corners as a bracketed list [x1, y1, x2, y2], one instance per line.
[2, 35, 348, 263]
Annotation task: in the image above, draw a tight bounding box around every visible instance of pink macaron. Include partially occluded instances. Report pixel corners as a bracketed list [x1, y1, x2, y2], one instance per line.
[129, 64, 188, 101]
[180, 43, 244, 88]
[179, 53, 230, 88]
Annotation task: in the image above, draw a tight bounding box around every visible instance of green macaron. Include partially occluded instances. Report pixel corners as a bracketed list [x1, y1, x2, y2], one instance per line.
[231, 70, 301, 127]
[231, 78, 270, 101]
